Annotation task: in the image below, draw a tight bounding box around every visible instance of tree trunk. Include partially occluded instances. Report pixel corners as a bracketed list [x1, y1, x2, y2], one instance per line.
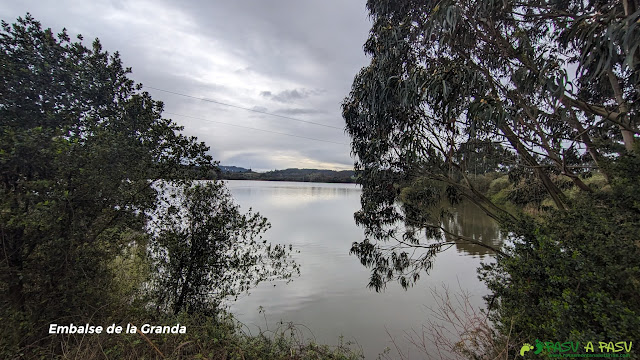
[607, 70, 636, 152]
[500, 125, 568, 210]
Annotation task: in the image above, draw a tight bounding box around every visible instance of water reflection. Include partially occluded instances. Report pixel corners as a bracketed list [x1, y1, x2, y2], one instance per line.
[441, 203, 503, 258]
[227, 181, 359, 209]
[224, 180, 500, 359]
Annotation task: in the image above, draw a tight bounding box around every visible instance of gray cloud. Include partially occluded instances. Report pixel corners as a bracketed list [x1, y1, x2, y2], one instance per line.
[1, 0, 371, 171]
[260, 88, 320, 103]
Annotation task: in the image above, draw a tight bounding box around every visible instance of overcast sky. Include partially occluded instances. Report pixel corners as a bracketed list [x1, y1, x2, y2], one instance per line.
[1, 1, 372, 171]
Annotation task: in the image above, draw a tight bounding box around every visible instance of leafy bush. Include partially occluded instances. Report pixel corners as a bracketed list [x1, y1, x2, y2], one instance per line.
[148, 182, 298, 316]
[481, 154, 640, 346]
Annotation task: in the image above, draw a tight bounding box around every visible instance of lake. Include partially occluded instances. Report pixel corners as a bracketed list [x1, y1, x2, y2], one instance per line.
[224, 180, 501, 359]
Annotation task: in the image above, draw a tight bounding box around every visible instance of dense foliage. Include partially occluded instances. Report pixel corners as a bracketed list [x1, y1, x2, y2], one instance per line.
[0, 14, 297, 357]
[149, 182, 299, 316]
[343, 0, 639, 350]
[482, 191, 640, 342]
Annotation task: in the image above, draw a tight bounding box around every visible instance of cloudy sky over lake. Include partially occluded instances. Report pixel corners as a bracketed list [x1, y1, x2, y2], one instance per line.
[1, 1, 372, 171]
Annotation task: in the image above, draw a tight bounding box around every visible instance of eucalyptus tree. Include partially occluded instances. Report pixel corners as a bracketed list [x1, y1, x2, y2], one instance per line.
[343, 0, 640, 348]
[343, 0, 639, 290]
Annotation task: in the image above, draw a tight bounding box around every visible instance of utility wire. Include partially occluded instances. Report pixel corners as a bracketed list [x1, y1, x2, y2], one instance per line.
[164, 111, 349, 146]
[145, 86, 343, 130]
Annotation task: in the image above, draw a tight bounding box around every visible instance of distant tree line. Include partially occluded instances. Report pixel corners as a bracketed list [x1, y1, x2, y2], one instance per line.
[217, 167, 356, 183]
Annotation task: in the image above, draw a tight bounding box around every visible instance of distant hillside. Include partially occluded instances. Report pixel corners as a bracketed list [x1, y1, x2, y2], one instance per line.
[218, 165, 251, 173]
[218, 167, 356, 183]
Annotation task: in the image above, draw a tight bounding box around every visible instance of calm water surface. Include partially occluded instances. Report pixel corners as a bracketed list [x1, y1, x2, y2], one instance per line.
[225, 180, 500, 359]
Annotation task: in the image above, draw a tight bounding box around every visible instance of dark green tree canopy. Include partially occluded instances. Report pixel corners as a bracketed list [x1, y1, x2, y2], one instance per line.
[1, 13, 212, 317]
[0, 14, 297, 355]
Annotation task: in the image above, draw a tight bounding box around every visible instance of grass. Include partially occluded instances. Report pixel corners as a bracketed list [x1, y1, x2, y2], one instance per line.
[17, 311, 364, 360]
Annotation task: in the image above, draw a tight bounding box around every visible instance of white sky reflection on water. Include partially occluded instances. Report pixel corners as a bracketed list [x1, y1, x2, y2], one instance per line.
[224, 180, 497, 359]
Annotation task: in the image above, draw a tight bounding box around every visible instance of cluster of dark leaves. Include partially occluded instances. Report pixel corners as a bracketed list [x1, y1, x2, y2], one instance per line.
[481, 152, 640, 345]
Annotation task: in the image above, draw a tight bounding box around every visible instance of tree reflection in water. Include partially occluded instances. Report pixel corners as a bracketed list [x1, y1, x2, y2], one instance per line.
[440, 202, 503, 258]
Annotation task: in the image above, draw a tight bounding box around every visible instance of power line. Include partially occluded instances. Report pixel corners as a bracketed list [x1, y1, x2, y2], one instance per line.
[164, 111, 349, 146]
[145, 86, 343, 130]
